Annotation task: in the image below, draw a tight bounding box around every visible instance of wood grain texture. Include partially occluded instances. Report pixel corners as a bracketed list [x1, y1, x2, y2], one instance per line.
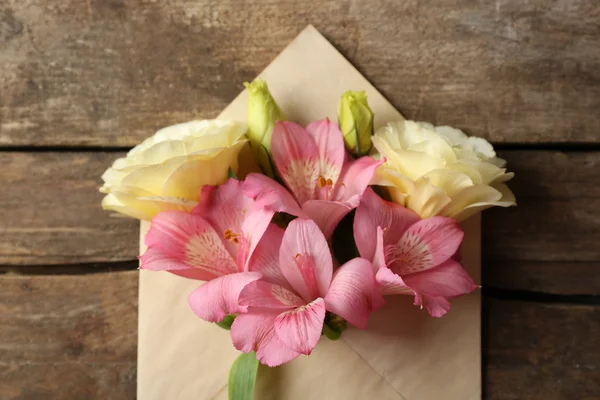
[1, 0, 599, 146]
[484, 260, 600, 296]
[1, 272, 598, 399]
[484, 150, 600, 263]
[0, 151, 138, 265]
[0, 271, 138, 400]
[2, 150, 599, 296]
[483, 298, 600, 400]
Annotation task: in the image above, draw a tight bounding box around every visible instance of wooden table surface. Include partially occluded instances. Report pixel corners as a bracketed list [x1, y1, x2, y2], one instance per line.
[1, 1, 599, 399]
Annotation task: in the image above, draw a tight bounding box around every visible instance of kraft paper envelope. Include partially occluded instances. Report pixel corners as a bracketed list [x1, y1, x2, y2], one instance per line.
[138, 25, 481, 400]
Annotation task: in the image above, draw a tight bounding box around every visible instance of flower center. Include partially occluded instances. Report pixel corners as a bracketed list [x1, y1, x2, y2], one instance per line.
[316, 175, 338, 201]
[223, 229, 240, 244]
[317, 176, 333, 188]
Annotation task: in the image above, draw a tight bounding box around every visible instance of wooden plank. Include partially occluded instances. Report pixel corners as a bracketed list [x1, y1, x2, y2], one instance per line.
[1, 272, 598, 399]
[0, 151, 138, 265]
[2, 150, 600, 295]
[484, 150, 600, 262]
[482, 150, 600, 294]
[483, 298, 600, 400]
[1, 1, 599, 146]
[0, 272, 138, 400]
[484, 260, 600, 296]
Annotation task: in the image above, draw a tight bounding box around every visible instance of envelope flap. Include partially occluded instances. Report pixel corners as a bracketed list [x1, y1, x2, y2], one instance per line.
[217, 25, 403, 125]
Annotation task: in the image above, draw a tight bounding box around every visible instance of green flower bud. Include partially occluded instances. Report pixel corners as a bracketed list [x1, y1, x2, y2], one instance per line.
[338, 90, 374, 157]
[244, 78, 284, 178]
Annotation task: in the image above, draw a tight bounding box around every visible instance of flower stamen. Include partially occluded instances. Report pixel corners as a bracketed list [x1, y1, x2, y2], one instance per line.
[317, 176, 328, 188]
[317, 176, 335, 201]
[223, 229, 240, 244]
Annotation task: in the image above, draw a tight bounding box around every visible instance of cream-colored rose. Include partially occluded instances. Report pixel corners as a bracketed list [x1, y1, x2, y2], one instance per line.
[100, 120, 248, 220]
[371, 120, 515, 221]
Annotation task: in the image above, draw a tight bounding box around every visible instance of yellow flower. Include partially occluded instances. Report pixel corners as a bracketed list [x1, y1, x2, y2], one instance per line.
[100, 120, 247, 220]
[371, 120, 515, 221]
[338, 90, 374, 157]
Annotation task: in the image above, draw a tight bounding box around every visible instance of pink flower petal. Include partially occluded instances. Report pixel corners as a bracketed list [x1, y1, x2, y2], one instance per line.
[305, 119, 345, 185]
[169, 269, 219, 281]
[354, 188, 420, 262]
[274, 298, 326, 355]
[324, 258, 384, 329]
[403, 259, 478, 298]
[238, 208, 276, 270]
[375, 266, 415, 296]
[248, 224, 290, 289]
[243, 173, 305, 217]
[239, 281, 305, 310]
[271, 121, 320, 204]
[414, 295, 451, 318]
[139, 247, 217, 281]
[390, 217, 464, 275]
[279, 219, 333, 301]
[192, 178, 274, 271]
[139, 246, 194, 271]
[301, 199, 352, 238]
[142, 210, 237, 277]
[192, 179, 251, 236]
[334, 156, 383, 206]
[231, 312, 301, 367]
[187, 272, 262, 322]
[371, 227, 387, 272]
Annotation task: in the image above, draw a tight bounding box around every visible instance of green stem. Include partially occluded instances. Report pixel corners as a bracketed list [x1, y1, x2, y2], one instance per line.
[322, 322, 342, 340]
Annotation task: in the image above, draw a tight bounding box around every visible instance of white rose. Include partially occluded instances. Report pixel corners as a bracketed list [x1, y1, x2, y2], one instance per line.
[100, 120, 247, 220]
[371, 120, 515, 221]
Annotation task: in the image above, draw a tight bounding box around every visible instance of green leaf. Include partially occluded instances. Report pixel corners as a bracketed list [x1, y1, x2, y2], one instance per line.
[228, 352, 259, 400]
[216, 314, 236, 330]
[228, 168, 238, 180]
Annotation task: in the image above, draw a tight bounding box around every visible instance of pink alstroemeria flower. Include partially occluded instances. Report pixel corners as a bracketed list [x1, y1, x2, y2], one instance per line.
[353, 188, 478, 317]
[230, 218, 384, 367]
[244, 118, 382, 237]
[139, 178, 282, 323]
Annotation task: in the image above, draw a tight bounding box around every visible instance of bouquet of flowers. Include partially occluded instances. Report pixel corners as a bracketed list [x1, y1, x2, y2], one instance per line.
[101, 79, 515, 399]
